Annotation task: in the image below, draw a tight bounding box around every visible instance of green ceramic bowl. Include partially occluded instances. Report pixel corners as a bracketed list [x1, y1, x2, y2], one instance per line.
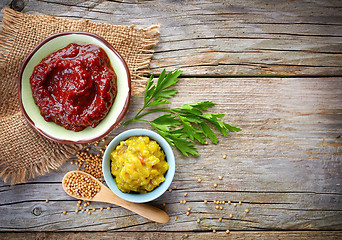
[18, 32, 131, 144]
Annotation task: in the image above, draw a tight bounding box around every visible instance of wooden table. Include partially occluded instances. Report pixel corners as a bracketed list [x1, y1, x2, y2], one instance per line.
[1, 0, 342, 239]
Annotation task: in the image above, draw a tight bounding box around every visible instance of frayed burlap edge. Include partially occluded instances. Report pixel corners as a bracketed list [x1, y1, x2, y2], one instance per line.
[0, 8, 159, 184]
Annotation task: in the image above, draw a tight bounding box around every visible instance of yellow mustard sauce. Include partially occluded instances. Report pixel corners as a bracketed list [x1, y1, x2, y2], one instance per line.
[110, 136, 169, 193]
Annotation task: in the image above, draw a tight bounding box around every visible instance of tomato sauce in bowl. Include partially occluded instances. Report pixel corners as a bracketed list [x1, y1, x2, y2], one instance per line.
[30, 43, 117, 131]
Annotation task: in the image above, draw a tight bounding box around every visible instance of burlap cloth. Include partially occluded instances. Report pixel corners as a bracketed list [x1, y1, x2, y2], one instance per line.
[0, 8, 159, 184]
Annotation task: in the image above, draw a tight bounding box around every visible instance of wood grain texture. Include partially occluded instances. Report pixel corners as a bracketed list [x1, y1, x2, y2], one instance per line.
[0, 77, 341, 231]
[1, 0, 341, 76]
[1, 231, 342, 240]
[0, 0, 341, 237]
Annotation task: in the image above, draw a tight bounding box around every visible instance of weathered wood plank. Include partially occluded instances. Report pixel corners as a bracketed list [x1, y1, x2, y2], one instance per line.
[1, 0, 342, 76]
[1, 231, 342, 240]
[0, 77, 341, 231]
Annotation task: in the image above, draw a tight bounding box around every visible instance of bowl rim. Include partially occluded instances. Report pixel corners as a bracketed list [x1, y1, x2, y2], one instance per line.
[18, 31, 131, 144]
[102, 129, 176, 203]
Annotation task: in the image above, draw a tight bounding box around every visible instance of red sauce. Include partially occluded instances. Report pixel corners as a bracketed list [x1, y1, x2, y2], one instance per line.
[30, 43, 117, 132]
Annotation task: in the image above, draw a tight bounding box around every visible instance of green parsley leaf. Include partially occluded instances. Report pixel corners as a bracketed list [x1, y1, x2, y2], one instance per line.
[124, 69, 241, 156]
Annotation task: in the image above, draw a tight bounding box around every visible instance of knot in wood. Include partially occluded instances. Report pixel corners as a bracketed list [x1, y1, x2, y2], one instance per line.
[32, 207, 42, 216]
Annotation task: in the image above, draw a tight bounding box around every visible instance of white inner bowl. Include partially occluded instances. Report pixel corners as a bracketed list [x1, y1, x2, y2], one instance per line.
[20, 33, 130, 143]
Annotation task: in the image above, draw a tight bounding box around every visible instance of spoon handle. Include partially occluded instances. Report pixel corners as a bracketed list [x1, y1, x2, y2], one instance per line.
[95, 186, 169, 223]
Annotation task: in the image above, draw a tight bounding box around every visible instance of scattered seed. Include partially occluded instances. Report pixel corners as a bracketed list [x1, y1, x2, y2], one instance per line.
[216, 206, 219, 209]
[213, 229, 216, 233]
[184, 200, 187, 204]
[223, 154, 227, 159]
[245, 209, 250, 213]
[86, 209, 89, 212]
[100, 207, 104, 211]
[226, 229, 230, 234]
[107, 207, 111, 210]
[187, 207, 191, 211]
[204, 200, 208, 203]
[70, 161, 74, 165]
[84, 203, 87, 207]
[234, 203, 237, 207]
[163, 203, 166, 207]
[223, 201, 225, 204]
[169, 188, 172, 192]
[197, 219, 201, 223]
[92, 208, 96, 211]
[81, 209, 85, 212]
[228, 201, 231, 205]
[75, 209, 79, 213]
[218, 176, 223, 180]
[63, 211, 67, 215]
[220, 206, 223, 210]
[174, 185, 177, 189]
[79, 206, 83, 210]
[214, 183, 218, 188]
[184, 192, 188, 197]
[77, 203, 81, 207]
[205, 141, 208, 145]
[175, 216, 178, 220]
[219, 217, 222, 222]
[185, 233, 189, 238]
[239, 201, 242, 205]
[229, 214, 233, 218]
[45, 199, 49, 203]
[88, 211, 91, 215]
[197, 178, 202, 183]
[180, 200, 183, 204]
[186, 211, 190, 216]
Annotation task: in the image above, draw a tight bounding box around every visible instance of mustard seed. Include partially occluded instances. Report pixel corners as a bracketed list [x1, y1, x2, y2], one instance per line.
[92, 208, 96, 211]
[187, 207, 191, 211]
[245, 209, 250, 213]
[228, 200, 231, 205]
[64, 172, 101, 200]
[223, 154, 227, 159]
[234, 203, 237, 207]
[45, 199, 49, 203]
[88, 211, 91, 215]
[220, 206, 223, 210]
[216, 206, 219, 209]
[239, 201, 242, 205]
[219, 217, 222, 222]
[197, 219, 201, 223]
[175, 216, 178, 220]
[213, 229, 216, 233]
[218, 176, 223, 180]
[214, 183, 218, 188]
[186, 211, 190, 216]
[204, 200, 208, 203]
[174, 185, 177, 189]
[197, 178, 202, 183]
[163, 203, 166, 207]
[169, 188, 172, 192]
[63, 211, 67, 215]
[185, 233, 189, 238]
[100, 207, 104, 211]
[81, 209, 85, 212]
[184, 192, 188, 197]
[107, 207, 111, 210]
[75, 209, 79, 213]
[226, 230, 230, 234]
[229, 214, 233, 218]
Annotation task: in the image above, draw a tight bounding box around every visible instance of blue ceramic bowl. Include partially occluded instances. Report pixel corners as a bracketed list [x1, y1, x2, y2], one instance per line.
[102, 129, 175, 203]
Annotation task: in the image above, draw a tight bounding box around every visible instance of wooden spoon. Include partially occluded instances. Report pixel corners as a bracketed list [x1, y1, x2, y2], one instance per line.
[62, 170, 169, 223]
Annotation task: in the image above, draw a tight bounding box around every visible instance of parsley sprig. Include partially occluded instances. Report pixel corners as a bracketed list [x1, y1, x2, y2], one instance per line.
[123, 69, 241, 156]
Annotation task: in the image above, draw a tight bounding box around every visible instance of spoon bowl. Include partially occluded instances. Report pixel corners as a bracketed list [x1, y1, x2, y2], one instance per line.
[62, 171, 169, 223]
